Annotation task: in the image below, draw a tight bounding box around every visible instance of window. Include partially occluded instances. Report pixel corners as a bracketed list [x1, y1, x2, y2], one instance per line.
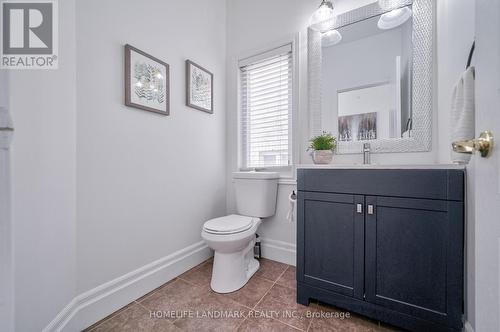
[239, 43, 293, 169]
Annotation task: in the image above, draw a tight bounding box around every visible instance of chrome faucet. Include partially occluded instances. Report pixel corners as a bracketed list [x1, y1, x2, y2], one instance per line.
[363, 143, 371, 165]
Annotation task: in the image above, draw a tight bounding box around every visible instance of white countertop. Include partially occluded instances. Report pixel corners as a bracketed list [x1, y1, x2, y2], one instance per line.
[296, 163, 466, 170]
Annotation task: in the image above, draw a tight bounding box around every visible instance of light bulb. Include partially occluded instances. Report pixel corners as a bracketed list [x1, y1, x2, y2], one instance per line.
[322, 29, 342, 47]
[377, 7, 412, 30]
[135, 81, 143, 87]
[310, 0, 335, 32]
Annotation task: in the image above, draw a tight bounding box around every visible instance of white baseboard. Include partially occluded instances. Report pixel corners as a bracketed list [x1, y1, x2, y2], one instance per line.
[464, 321, 474, 332]
[260, 237, 296, 266]
[43, 241, 212, 332]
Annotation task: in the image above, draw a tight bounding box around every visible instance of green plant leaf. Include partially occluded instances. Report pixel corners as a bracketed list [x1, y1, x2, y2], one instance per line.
[308, 131, 337, 151]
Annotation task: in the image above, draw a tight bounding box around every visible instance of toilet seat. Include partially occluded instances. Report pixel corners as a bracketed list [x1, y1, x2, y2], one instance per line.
[203, 214, 256, 235]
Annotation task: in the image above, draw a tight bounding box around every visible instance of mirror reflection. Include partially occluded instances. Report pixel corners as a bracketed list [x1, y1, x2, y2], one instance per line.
[321, 8, 413, 143]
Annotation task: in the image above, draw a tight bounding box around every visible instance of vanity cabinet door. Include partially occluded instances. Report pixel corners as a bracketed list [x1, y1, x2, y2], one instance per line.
[297, 192, 365, 299]
[365, 196, 464, 328]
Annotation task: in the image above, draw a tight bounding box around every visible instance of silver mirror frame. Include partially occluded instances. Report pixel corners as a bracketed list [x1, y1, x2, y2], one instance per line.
[308, 0, 433, 154]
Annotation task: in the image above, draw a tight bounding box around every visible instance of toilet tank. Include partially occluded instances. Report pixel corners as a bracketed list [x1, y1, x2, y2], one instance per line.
[233, 172, 279, 218]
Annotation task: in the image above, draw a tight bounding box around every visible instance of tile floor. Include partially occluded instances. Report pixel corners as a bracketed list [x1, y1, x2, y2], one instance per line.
[84, 258, 398, 331]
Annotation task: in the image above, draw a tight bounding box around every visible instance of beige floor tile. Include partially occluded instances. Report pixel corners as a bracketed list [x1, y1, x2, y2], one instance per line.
[309, 303, 399, 332]
[266, 284, 297, 306]
[224, 275, 274, 308]
[89, 303, 181, 332]
[82, 259, 400, 332]
[254, 258, 289, 282]
[276, 266, 296, 289]
[254, 293, 317, 331]
[237, 316, 301, 331]
[308, 317, 381, 332]
[134, 278, 178, 303]
[139, 279, 205, 322]
[173, 288, 249, 331]
[83, 303, 137, 331]
[178, 260, 213, 287]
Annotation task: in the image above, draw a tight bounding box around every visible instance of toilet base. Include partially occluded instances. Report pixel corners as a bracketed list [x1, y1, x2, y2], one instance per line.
[210, 239, 260, 293]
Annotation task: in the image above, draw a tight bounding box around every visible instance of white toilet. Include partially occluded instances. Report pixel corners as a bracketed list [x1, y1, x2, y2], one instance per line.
[201, 171, 279, 293]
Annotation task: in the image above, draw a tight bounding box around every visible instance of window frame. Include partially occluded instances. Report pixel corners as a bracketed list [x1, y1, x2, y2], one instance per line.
[237, 36, 298, 173]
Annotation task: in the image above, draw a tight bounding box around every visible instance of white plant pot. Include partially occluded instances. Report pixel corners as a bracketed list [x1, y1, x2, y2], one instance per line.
[312, 150, 333, 164]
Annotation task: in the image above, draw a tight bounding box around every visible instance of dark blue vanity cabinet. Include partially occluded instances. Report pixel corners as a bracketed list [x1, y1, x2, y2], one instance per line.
[297, 169, 465, 332]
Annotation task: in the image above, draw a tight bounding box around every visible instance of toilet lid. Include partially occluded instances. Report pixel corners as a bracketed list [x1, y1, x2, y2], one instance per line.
[203, 214, 255, 234]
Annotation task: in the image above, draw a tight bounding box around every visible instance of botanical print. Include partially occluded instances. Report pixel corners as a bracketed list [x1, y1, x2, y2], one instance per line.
[133, 62, 165, 104]
[186, 60, 213, 113]
[125, 45, 169, 115]
[190, 65, 212, 110]
[338, 112, 377, 142]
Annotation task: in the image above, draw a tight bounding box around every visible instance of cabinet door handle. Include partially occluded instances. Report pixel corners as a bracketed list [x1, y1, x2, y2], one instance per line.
[356, 204, 363, 214]
[367, 205, 374, 215]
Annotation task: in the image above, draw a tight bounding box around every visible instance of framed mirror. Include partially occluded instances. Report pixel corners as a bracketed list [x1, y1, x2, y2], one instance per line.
[308, 0, 433, 154]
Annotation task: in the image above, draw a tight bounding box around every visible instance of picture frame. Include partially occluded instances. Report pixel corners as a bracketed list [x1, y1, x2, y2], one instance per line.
[338, 112, 378, 142]
[186, 60, 213, 113]
[125, 44, 170, 115]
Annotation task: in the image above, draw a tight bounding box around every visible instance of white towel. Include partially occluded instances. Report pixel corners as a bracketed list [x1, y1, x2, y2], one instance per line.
[450, 67, 475, 164]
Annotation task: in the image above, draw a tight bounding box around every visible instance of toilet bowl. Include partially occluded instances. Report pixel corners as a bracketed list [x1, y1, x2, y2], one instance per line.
[201, 171, 279, 293]
[202, 215, 261, 293]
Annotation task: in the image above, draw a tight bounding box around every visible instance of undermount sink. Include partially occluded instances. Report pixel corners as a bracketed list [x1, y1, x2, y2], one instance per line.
[296, 163, 465, 170]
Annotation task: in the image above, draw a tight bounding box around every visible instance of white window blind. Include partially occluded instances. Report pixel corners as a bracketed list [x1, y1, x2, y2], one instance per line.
[240, 44, 293, 169]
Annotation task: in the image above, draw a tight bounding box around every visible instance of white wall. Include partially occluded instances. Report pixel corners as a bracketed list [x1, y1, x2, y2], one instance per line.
[8, 0, 77, 331]
[0, 70, 14, 332]
[6, 0, 227, 328]
[436, 0, 475, 164]
[436, 0, 476, 328]
[4, 0, 227, 329]
[75, 0, 227, 293]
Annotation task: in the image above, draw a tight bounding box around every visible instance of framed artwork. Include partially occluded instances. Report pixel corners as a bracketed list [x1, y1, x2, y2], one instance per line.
[186, 60, 213, 113]
[125, 44, 170, 115]
[338, 112, 377, 142]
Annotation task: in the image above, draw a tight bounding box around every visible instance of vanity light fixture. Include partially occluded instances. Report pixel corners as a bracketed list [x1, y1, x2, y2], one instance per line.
[310, 0, 335, 32]
[321, 29, 342, 47]
[377, 6, 412, 30]
[378, 0, 400, 11]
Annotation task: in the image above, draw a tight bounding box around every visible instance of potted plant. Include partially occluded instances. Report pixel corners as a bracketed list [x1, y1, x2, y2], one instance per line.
[308, 132, 337, 164]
